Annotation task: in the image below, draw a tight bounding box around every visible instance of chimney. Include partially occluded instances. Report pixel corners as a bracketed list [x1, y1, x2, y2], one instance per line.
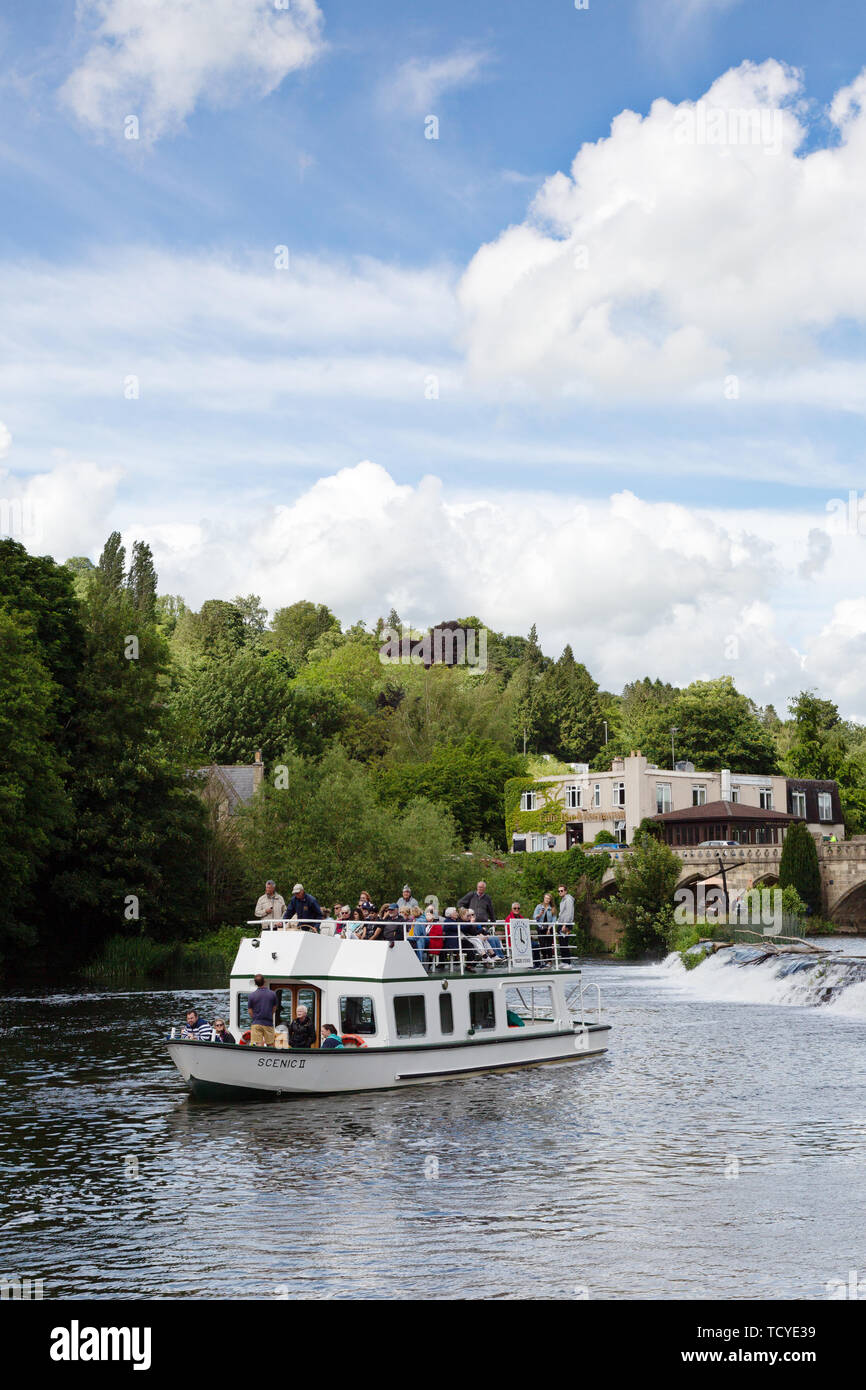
[253, 748, 264, 792]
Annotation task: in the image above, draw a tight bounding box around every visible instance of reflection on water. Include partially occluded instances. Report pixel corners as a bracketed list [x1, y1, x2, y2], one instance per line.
[3, 950, 866, 1299]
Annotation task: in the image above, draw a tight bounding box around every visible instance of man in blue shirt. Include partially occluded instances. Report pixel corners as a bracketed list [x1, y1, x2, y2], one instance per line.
[247, 973, 279, 1047]
[283, 883, 323, 929]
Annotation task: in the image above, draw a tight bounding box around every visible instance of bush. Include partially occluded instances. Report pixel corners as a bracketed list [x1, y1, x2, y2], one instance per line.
[609, 836, 681, 958]
[778, 821, 822, 915]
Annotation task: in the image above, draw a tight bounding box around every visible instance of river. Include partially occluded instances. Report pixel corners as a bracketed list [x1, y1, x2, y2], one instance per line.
[3, 942, 866, 1300]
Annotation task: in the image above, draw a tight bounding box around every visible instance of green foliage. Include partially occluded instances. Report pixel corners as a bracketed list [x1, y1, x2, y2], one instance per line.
[608, 836, 681, 957]
[778, 820, 822, 915]
[0, 609, 71, 963]
[168, 651, 347, 764]
[238, 747, 468, 908]
[633, 816, 663, 846]
[267, 600, 341, 664]
[602, 675, 777, 773]
[51, 532, 208, 956]
[377, 736, 525, 845]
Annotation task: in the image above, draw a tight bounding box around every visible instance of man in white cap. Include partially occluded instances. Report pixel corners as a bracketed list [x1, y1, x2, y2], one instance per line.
[397, 884, 419, 911]
[283, 883, 323, 930]
[254, 879, 286, 926]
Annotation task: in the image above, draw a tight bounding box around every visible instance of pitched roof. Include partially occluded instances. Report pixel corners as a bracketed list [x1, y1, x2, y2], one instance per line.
[652, 799, 798, 823]
[196, 764, 258, 806]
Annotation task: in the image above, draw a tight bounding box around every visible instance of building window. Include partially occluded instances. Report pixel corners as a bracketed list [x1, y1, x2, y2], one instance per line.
[615, 820, 626, 845]
[566, 784, 580, 809]
[692, 785, 707, 806]
[339, 996, 377, 1035]
[520, 790, 536, 812]
[394, 995, 427, 1038]
[792, 790, 806, 818]
[759, 787, 773, 810]
[612, 781, 625, 807]
[469, 991, 496, 1031]
[530, 833, 547, 853]
[593, 783, 601, 808]
[817, 792, 832, 822]
[656, 783, 672, 814]
[731, 785, 740, 803]
[439, 994, 454, 1035]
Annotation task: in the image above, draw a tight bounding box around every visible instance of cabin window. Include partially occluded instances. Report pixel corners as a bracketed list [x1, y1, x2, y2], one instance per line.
[237, 992, 250, 1032]
[394, 995, 427, 1038]
[528, 985, 553, 1020]
[469, 991, 496, 1031]
[339, 996, 377, 1035]
[439, 993, 454, 1034]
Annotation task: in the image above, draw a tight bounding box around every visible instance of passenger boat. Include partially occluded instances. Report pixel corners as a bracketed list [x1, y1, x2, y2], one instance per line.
[165, 919, 610, 1099]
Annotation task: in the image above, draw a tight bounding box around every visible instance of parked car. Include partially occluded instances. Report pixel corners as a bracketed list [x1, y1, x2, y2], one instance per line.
[696, 839, 740, 848]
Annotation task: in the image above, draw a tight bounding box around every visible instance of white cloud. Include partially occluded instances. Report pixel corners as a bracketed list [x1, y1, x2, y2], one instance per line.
[0, 457, 122, 554]
[458, 60, 866, 402]
[71, 460, 860, 721]
[0, 421, 11, 458]
[386, 48, 490, 115]
[60, 0, 325, 141]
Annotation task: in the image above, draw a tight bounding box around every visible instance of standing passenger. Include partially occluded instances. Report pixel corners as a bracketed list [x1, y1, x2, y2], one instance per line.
[247, 974, 279, 1047]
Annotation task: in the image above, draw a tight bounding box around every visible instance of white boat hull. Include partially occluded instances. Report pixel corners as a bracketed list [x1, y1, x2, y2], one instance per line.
[167, 1025, 610, 1099]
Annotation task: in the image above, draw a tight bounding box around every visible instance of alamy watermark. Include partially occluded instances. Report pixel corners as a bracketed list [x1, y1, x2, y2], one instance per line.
[673, 103, 783, 154]
[0, 498, 41, 544]
[379, 623, 488, 673]
[674, 885, 784, 933]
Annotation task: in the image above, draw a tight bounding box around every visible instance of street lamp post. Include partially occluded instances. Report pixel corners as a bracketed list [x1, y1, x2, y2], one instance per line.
[670, 726, 679, 769]
[603, 720, 608, 745]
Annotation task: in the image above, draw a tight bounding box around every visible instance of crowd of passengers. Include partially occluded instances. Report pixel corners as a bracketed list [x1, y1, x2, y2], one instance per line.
[176, 881, 577, 1048]
[251, 878, 576, 969]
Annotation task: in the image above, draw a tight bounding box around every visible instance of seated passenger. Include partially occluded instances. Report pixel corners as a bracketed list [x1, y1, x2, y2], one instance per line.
[320, 1024, 344, 1049]
[288, 1005, 317, 1049]
[358, 890, 377, 914]
[212, 1018, 236, 1044]
[180, 1008, 211, 1040]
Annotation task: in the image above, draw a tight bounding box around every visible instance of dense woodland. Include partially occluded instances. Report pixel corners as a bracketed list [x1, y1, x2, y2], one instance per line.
[2, 532, 865, 972]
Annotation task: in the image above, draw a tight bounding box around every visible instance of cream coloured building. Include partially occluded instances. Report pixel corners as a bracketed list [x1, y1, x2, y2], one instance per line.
[507, 752, 844, 851]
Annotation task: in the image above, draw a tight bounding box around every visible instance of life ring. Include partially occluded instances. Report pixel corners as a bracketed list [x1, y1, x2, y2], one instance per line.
[239, 1029, 251, 1046]
[341, 1034, 368, 1048]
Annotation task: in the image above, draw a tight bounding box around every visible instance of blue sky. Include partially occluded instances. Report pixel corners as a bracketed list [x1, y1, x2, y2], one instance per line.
[2, 0, 866, 713]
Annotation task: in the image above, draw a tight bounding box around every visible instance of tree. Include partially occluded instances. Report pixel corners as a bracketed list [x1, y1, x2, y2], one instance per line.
[0, 610, 71, 964]
[0, 538, 85, 733]
[785, 691, 847, 781]
[233, 593, 268, 642]
[377, 736, 527, 845]
[127, 540, 157, 623]
[608, 836, 681, 957]
[268, 600, 340, 663]
[239, 747, 465, 908]
[51, 535, 208, 956]
[778, 821, 822, 916]
[169, 650, 348, 764]
[546, 646, 606, 762]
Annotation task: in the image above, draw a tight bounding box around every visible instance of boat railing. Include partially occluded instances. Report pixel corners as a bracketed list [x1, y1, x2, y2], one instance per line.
[246, 917, 581, 975]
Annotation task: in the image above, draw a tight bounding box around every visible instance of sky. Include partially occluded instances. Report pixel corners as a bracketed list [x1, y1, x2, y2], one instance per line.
[2, 0, 866, 714]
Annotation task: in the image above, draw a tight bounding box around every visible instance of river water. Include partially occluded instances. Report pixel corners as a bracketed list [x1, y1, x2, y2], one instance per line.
[3, 942, 866, 1301]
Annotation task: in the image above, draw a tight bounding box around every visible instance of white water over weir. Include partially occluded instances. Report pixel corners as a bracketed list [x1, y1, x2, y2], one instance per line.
[660, 939, 866, 1017]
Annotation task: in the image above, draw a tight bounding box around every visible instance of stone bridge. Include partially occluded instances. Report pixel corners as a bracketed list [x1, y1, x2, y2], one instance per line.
[597, 838, 866, 930]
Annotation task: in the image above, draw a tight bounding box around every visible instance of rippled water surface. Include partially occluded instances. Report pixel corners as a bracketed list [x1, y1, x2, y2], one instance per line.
[3, 946, 866, 1300]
